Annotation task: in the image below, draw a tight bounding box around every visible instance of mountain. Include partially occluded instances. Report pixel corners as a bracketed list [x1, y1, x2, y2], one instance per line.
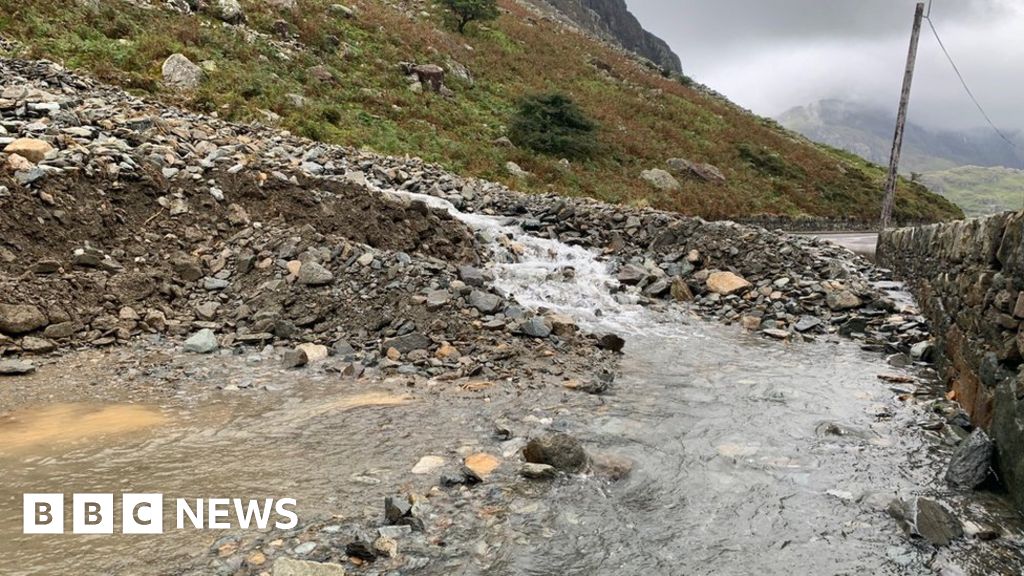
[778, 99, 1023, 216]
[526, 0, 682, 74]
[778, 99, 1024, 174]
[0, 0, 961, 223]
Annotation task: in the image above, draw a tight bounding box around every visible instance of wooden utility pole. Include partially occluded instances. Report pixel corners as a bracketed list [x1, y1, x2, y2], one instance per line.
[880, 2, 926, 230]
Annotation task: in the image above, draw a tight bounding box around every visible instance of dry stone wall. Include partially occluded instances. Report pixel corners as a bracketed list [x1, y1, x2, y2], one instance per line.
[879, 211, 1024, 508]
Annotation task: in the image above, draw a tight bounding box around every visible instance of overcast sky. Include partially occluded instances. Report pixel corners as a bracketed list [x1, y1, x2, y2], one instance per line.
[629, 0, 1024, 131]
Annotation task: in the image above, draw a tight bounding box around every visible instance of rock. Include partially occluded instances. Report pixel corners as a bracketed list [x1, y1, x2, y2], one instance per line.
[0, 359, 36, 376]
[706, 271, 751, 296]
[910, 340, 935, 362]
[43, 321, 79, 339]
[826, 289, 862, 311]
[762, 328, 790, 340]
[272, 558, 346, 576]
[596, 332, 625, 353]
[384, 495, 412, 524]
[356, 252, 374, 266]
[640, 168, 680, 191]
[0, 304, 48, 335]
[20, 336, 55, 353]
[440, 466, 482, 487]
[183, 328, 219, 354]
[282, 348, 308, 368]
[296, 343, 329, 363]
[373, 535, 398, 558]
[794, 316, 822, 333]
[523, 433, 588, 472]
[458, 266, 486, 287]
[297, 261, 334, 286]
[666, 158, 726, 183]
[945, 429, 993, 489]
[590, 452, 634, 480]
[330, 4, 355, 18]
[383, 333, 431, 354]
[505, 161, 530, 179]
[208, 0, 245, 24]
[616, 264, 646, 285]
[162, 54, 203, 90]
[670, 277, 694, 302]
[520, 462, 557, 480]
[411, 455, 445, 475]
[468, 290, 503, 314]
[889, 498, 963, 547]
[464, 453, 501, 478]
[547, 313, 576, 337]
[425, 289, 450, 310]
[521, 317, 552, 338]
[3, 138, 53, 163]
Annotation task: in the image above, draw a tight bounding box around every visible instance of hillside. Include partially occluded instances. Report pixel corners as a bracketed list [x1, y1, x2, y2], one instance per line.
[0, 0, 961, 223]
[919, 166, 1024, 216]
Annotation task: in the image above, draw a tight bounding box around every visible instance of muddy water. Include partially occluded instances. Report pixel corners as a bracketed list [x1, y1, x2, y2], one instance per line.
[2, 198, 1023, 575]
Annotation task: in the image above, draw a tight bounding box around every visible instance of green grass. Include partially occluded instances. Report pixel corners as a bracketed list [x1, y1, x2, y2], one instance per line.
[0, 0, 964, 223]
[920, 166, 1024, 217]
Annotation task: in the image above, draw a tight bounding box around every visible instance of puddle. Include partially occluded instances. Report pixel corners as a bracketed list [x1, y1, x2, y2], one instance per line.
[0, 403, 167, 456]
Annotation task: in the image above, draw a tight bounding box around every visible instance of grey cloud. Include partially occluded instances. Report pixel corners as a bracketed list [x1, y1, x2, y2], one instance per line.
[629, 0, 1024, 130]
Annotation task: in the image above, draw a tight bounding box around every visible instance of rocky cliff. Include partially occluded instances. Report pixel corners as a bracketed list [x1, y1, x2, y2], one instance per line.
[529, 0, 682, 73]
[879, 214, 1024, 509]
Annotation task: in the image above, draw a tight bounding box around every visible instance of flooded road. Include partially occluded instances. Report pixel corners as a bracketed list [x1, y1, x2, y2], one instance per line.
[1, 201, 1022, 575]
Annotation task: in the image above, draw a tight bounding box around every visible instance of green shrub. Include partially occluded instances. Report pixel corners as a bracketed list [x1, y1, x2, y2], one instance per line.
[508, 93, 597, 159]
[435, 0, 499, 34]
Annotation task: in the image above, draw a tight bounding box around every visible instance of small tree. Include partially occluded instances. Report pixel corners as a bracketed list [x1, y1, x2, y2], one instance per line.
[436, 0, 499, 34]
[508, 93, 598, 159]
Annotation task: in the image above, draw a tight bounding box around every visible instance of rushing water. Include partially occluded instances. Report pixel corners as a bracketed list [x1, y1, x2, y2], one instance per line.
[1, 194, 1022, 575]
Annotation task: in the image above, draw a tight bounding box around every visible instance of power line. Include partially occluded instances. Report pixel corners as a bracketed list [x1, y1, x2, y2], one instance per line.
[924, 9, 1017, 149]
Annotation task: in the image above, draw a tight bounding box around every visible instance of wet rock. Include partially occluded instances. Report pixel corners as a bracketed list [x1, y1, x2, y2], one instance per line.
[296, 343, 329, 364]
[282, 348, 308, 368]
[383, 333, 431, 354]
[183, 328, 219, 354]
[345, 536, 376, 561]
[596, 332, 625, 353]
[521, 317, 552, 338]
[272, 557, 347, 576]
[547, 313, 576, 338]
[590, 452, 634, 480]
[794, 316, 822, 333]
[888, 497, 963, 547]
[440, 466, 482, 486]
[468, 290, 503, 314]
[411, 455, 445, 475]
[523, 433, 588, 472]
[384, 495, 412, 524]
[0, 359, 36, 376]
[706, 271, 751, 296]
[0, 304, 48, 335]
[297, 262, 334, 286]
[670, 277, 694, 302]
[458, 265, 486, 287]
[520, 462, 557, 480]
[762, 328, 790, 340]
[910, 340, 934, 362]
[464, 453, 501, 478]
[945, 429, 993, 489]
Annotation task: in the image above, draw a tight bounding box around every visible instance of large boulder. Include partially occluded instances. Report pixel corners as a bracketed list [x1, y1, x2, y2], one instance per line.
[207, 0, 245, 24]
[945, 429, 993, 489]
[523, 433, 588, 472]
[706, 271, 751, 296]
[888, 497, 963, 547]
[162, 54, 203, 90]
[0, 304, 48, 335]
[666, 158, 726, 183]
[640, 168, 680, 191]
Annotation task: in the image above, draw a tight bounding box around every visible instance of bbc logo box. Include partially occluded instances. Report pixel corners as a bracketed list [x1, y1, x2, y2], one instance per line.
[23, 493, 164, 534]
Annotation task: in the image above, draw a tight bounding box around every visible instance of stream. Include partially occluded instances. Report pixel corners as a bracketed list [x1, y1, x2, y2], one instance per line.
[1, 194, 1023, 575]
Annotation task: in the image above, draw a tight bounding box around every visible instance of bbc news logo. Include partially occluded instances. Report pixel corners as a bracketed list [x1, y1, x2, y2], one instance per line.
[23, 494, 297, 534]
